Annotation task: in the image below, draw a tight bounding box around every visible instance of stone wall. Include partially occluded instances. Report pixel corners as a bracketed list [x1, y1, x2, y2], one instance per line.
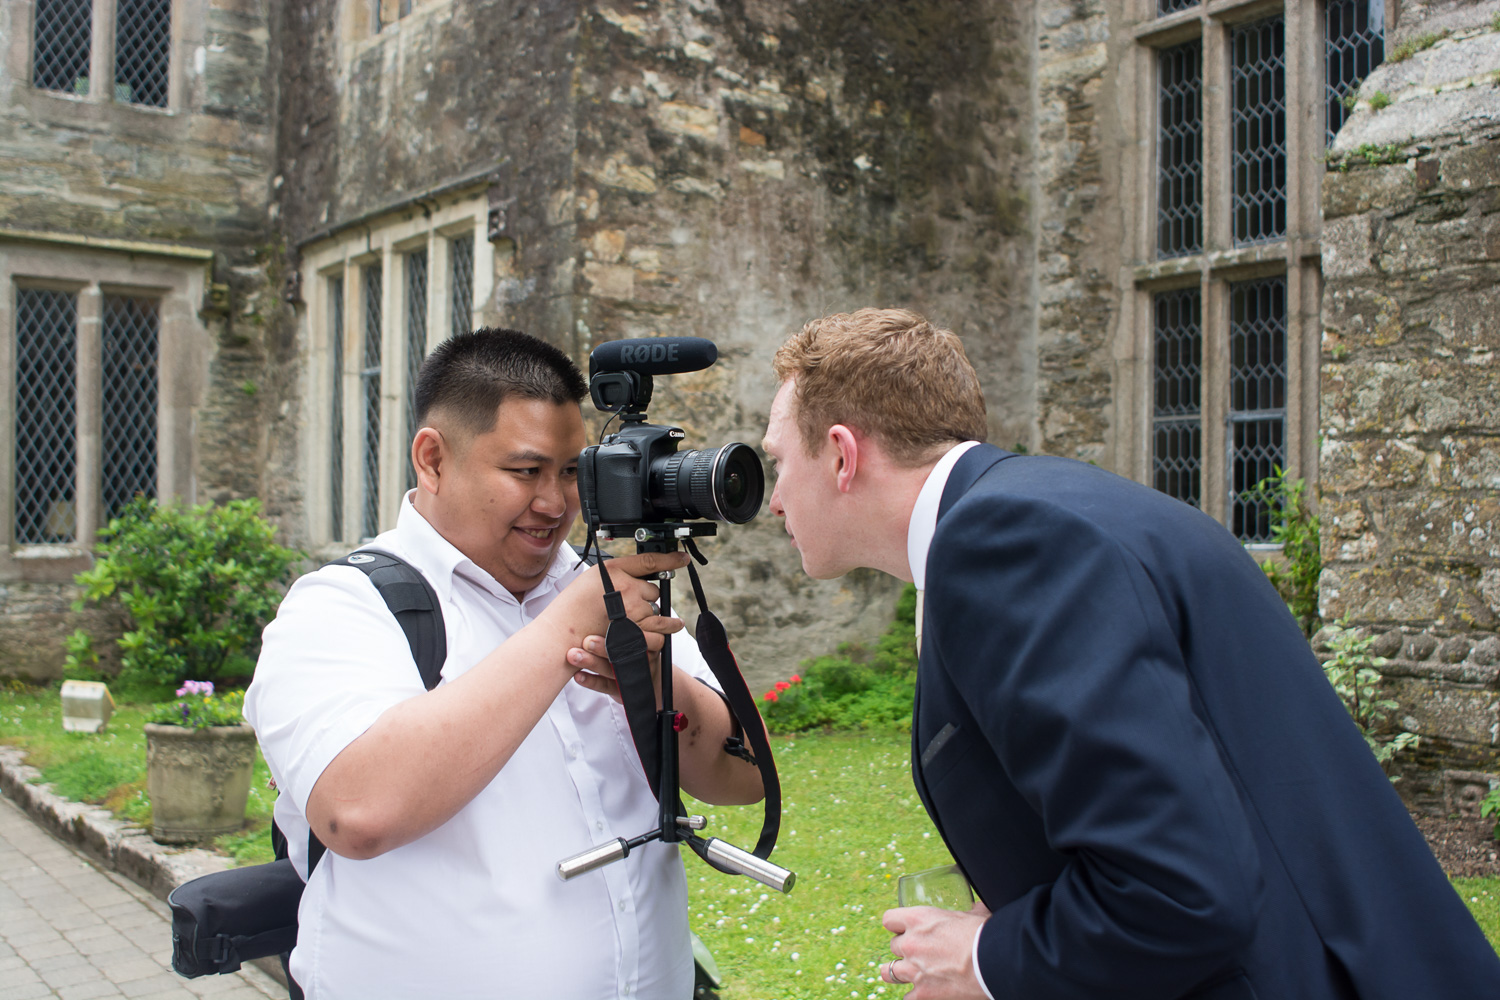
[262, 0, 1036, 685]
[1031, 0, 1121, 465]
[1319, 6, 1500, 812]
[0, 0, 277, 681]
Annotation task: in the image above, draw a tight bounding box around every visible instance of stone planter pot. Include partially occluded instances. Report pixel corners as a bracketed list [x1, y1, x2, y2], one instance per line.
[144, 723, 256, 844]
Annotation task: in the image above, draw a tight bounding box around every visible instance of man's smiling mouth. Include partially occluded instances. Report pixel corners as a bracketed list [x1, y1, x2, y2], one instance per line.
[517, 527, 554, 539]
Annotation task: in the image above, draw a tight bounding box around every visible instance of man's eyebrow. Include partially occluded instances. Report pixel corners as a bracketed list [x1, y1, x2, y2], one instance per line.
[505, 449, 553, 464]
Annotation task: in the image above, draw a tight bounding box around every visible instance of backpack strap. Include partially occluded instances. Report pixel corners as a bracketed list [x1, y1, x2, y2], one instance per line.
[325, 549, 447, 693]
[273, 549, 447, 877]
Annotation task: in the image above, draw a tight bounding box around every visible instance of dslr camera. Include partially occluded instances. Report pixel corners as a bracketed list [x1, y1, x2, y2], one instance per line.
[578, 337, 764, 533]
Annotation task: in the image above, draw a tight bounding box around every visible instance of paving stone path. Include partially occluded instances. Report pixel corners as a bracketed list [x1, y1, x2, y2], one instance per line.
[0, 794, 281, 1000]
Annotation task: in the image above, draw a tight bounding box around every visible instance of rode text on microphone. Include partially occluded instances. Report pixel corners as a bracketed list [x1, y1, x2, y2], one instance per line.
[560, 338, 795, 895]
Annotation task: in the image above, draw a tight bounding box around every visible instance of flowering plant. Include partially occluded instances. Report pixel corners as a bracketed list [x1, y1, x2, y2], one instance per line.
[147, 681, 247, 730]
[761, 674, 801, 703]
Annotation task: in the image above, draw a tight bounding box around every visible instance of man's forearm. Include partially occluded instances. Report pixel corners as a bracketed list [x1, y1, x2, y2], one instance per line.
[305, 621, 576, 859]
[675, 668, 765, 805]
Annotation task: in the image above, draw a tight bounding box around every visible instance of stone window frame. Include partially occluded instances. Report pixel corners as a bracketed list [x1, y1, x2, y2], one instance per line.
[340, 0, 451, 43]
[299, 191, 493, 555]
[0, 232, 209, 582]
[1114, 0, 1393, 541]
[13, 0, 193, 113]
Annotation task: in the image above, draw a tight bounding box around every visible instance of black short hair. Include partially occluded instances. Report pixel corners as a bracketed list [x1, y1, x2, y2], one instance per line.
[414, 328, 587, 437]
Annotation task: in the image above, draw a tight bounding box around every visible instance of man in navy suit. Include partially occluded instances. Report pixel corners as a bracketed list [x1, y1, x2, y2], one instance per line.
[760, 308, 1500, 999]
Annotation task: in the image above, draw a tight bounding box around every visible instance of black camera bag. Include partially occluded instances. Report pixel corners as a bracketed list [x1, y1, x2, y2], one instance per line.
[168, 550, 445, 979]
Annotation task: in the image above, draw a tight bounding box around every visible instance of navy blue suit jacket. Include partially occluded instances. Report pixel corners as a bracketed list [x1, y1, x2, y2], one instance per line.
[911, 445, 1500, 999]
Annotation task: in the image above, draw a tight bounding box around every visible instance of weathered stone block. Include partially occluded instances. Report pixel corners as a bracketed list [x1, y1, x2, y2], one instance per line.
[1321, 214, 1377, 278]
[1443, 769, 1499, 818]
[1387, 675, 1499, 745]
[1319, 438, 1428, 493]
[1322, 283, 1404, 347]
[1366, 494, 1500, 560]
[1325, 360, 1500, 435]
[1322, 164, 1417, 220]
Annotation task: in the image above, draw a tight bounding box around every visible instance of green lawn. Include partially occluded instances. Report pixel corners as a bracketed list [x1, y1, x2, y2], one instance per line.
[3, 686, 1497, 998]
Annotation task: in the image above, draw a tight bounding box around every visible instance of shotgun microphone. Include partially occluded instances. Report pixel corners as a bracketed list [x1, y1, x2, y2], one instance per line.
[589, 337, 718, 377]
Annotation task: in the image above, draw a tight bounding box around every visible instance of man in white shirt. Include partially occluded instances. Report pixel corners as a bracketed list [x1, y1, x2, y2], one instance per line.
[246, 328, 763, 999]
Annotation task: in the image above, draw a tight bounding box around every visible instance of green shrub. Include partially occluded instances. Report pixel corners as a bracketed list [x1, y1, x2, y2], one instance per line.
[1369, 90, 1392, 111]
[761, 585, 918, 733]
[1247, 467, 1322, 637]
[67, 497, 302, 697]
[1389, 30, 1448, 62]
[1482, 786, 1500, 841]
[1320, 620, 1418, 781]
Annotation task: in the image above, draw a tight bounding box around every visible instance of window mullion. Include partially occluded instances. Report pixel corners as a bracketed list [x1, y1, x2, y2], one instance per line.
[75, 285, 103, 543]
[88, 0, 114, 104]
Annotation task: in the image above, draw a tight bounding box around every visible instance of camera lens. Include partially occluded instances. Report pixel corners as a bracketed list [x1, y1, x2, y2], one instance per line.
[655, 442, 765, 524]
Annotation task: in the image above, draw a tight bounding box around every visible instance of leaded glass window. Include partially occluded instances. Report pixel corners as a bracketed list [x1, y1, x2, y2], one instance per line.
[361, 265, 382, 539]
[115, 0, 171, 107]
[449, 235, 474, 340]
[33, 0, 93, 95]
[403, 250, 428, 492]
[1158, 0, 1198, 16]
[1229, 277, 1286, 542]
[329, 276, 345, 542]
[1158, 41, 1203, 259]
[1152, 289, 1202, 508]
[1231, 16, 1287, 246]
[14, 290, 79, 544]
[1326, 0, 1384, 144]
[101, 295, 159, 521]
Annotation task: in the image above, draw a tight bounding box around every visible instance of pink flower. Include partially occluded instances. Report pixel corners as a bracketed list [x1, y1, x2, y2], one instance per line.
[763, 691, 779, 702]
[775, 681, 790, 691]
[175, 680, 214, 698]
[790, 674, 802, 684]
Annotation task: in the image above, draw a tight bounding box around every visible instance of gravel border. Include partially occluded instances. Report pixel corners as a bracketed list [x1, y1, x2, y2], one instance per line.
[0, 743, 290, 989]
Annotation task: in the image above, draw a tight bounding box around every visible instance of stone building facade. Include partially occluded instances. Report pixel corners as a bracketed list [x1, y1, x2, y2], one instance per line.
[2, 0, 1497, 810]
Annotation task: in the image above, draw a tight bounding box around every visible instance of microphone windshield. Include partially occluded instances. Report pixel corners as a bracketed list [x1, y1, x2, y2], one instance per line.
[590, 337, 718, 377]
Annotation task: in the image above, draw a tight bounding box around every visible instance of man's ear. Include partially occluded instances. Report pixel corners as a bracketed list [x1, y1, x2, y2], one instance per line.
[829, 424, 860, 494]
[411, 426, 447, 496]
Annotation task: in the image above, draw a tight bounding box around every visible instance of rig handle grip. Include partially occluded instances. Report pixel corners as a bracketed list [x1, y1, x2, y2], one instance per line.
[703, 838, 795, 893]
[557, 838, 629, 881]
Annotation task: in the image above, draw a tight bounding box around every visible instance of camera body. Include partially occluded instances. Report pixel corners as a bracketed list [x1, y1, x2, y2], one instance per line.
[578, 338, 764, 531]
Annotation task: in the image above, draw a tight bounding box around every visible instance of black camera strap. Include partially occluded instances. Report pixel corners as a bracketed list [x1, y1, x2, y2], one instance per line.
[592, 535, 783, 870]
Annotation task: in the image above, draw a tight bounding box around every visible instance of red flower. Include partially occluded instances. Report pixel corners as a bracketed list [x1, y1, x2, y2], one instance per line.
[790, 674, 802, 684]
[763, 690, 779, 702]
[775, 681, 791, 691]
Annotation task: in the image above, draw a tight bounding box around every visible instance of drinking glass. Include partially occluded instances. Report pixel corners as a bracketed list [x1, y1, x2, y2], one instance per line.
[896, 863, 974, 910]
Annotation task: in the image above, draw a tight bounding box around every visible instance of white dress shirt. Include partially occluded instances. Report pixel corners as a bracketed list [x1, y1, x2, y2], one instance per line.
[246, 496, 720, 999]
[904, 440, 996, 1000]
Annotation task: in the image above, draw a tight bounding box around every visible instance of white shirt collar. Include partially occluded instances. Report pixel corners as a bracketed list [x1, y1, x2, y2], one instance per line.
[906, 441, 981, 589]
[393, 491, 583, 605]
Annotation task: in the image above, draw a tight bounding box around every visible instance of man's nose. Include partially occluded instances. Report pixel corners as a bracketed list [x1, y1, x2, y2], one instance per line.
[768, 483, 784, 517]
[533, 477, 566, 516]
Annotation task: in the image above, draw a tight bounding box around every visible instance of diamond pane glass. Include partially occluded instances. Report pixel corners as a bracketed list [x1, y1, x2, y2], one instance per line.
[329, 276, 345, 542]
[1158, 40, 1203, 258]
[1229, 277, 1287, 542]
[404, 250, 428, 493]
[449, 235, 474, 340]
[1231, 16, 1286, 246]
[362, 265, 382, 539]
[101, 295, 158, 521]
[33, 0, 93, 95]
[1326, 0, 1385, 144]
[1158, 0, 1198, 16]
[14, 290, 78, 544]
[1152, 288, 1202, 508]
[115, 0, 171, 107]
